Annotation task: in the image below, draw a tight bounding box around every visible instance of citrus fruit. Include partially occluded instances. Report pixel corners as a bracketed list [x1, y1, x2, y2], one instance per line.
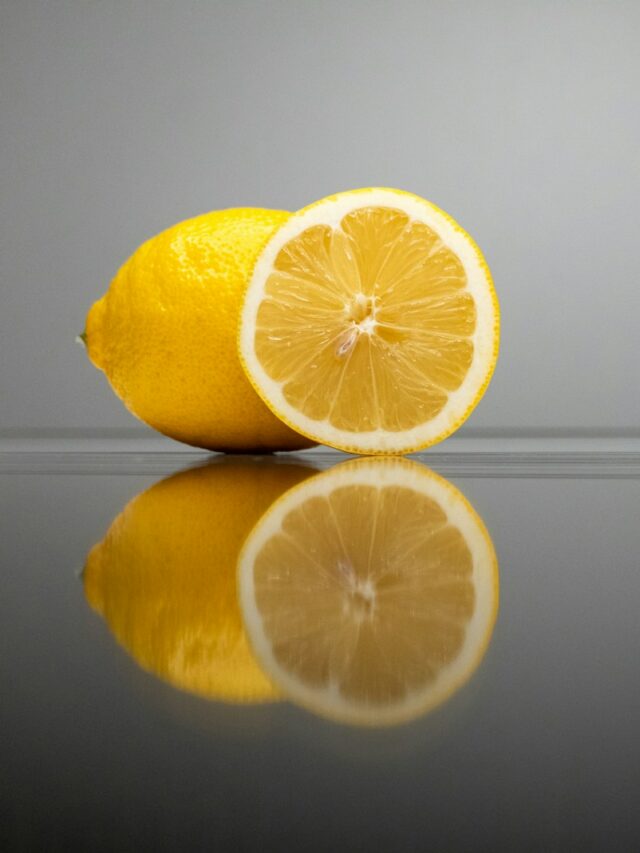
[83, 457, 316, 703]
[83, 208, 315, 452]
[239, 457, 499, 726]
[239, 188, 499, 454]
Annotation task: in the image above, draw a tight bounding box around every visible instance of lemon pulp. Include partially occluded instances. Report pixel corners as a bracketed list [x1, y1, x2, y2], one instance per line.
[257, 207, 474, 430]
[240, 189, 499, 454]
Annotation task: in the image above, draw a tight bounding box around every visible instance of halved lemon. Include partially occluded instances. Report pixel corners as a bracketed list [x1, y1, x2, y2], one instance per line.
[239, 188, 499, 454]
[239, 457, 499, 726]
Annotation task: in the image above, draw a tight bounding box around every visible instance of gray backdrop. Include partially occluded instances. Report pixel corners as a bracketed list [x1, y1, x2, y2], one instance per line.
[2, 1, 639, 441]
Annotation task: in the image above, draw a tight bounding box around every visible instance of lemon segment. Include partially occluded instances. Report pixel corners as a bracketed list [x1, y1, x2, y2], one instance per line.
[239, 188, 499, 454]
[239, 457, 499, 726]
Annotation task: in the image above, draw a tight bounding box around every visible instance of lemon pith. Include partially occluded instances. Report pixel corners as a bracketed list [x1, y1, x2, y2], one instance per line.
[84, 208, 315, 452]
[239, 188, 499, 454]
[239, 457, 499, 726]
[83, 457, 316, 703]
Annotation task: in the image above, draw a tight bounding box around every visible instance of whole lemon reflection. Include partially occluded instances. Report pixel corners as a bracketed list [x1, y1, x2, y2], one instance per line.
[83, 457, 316, 703]
[239, 457, 499, 727]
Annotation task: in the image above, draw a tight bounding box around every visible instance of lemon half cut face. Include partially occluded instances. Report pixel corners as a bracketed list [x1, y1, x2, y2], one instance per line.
[239, 457, 499, 727]
[239, 188, 499, 455]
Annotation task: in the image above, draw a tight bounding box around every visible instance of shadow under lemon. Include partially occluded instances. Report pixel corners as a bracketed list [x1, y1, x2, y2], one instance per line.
[83, 457, 317, 703]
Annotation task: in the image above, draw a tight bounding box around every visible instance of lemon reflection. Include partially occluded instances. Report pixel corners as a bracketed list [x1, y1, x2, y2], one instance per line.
[239, 456, 499, 727]
[83, 457, 316, 703]
[84, 455, 498, 727]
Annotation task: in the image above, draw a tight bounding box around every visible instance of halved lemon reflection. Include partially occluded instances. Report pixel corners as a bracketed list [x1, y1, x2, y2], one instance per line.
[239, 457, 499, 727]
[83, 457, 316, 703]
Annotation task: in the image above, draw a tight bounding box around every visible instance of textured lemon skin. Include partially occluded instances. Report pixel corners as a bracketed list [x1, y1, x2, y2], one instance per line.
[83, 457, 316, 703]
[85, 208, 315, 452]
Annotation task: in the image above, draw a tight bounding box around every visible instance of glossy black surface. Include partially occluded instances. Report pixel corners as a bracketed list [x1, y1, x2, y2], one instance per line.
[2, 452, 639, 852]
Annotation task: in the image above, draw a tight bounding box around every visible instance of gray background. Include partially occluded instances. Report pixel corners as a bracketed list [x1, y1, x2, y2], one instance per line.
[2, 1, 639, 441]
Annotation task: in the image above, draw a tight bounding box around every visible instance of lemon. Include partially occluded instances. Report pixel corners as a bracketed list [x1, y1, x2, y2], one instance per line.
[84, 208, 315, 452]
[239, 188, 500, 454]
[239, 457, 499, 726]
[83, 457, 316, 703]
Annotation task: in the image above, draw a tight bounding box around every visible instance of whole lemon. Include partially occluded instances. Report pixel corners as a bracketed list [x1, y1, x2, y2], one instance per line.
[83, 208, 315, 452]
[83, 457, 317, 703]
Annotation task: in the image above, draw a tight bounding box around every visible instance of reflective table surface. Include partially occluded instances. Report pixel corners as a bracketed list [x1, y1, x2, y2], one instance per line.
[2, 451, 639, 852]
